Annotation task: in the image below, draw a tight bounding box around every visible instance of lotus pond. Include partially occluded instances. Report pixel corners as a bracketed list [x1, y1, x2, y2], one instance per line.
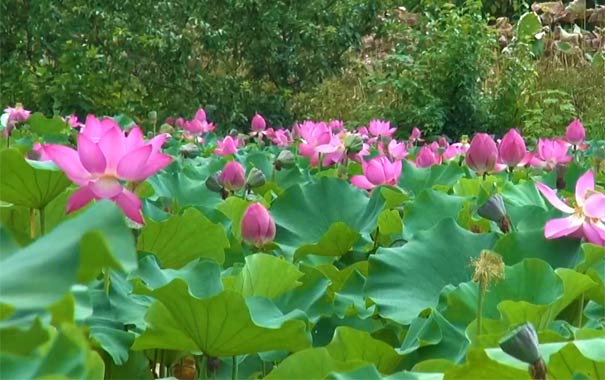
[0, 107, 604, 380]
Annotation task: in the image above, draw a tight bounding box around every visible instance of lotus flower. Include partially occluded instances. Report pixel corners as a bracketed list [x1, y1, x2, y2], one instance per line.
[297, 121, 332, 166]
[329, 120, 344, 132]
[251, 113, 267, 132]
[183, 118, 215, 135]
[65, 114, 84, 129]
[466, 133, 499, 176]
[565, 119, 585, 146]
[4, 103, 31, 123]
[442, 142, 468, 162]
[368, 119, 396, 138]
[241, 202, 276, 248]
[214, 136, 239, 156]
[44, 116, 171, 224]
[499, 129, 528, 167]
[351, 156, 402, 190]
[269, 128, 292, 147]
[415, 145, 440, 168]
[194, 108, 207, 122]
[530, 138, 572, 170]
[536, 169, 605, 246]
[218, 161, 246, 191]
[387, 139, 408, 160]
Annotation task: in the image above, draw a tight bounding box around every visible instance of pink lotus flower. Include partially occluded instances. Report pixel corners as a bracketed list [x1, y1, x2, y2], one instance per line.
[438, 136, 449, 148]
[218, 161, 246, 191]
[44, 116, 171, 224]
[241, 202, 276, 248]
[65, 114, 84, 129]
[251, 113, 267, 132]
[351, 156, 402, 190]
[316, 133, 346, 166]
[565, 119, 585, 146]
[194, 108, 207, 122]
[530, 138, 572, 170]
[415, 145, 441, 168]
[499, 128, 528, 167]
[368, 120, 396, 138]
[270, 128, 292, 147]
[408, 127, 425, 147]
[442, 142, 468, 162]
[387, 139, 408, 160]
[298, 121, 332, 166]
[183, 119, 215, 135]
[329, 120, 344, 132]
[214, 136, 239, 156]
[536, 170, 605, 246]
[466, 133, 498, 176]
[4, 103, 31, 123]
[30, 143, 52, 161]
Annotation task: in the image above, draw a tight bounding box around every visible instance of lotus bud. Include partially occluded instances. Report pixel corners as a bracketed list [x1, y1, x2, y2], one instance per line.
[195, 108, 207, 122]
[148, 111, 157, 122]
[241, 202, 276, 248]
[246, 167, 266, 188]
[466, 133, 499, 176]
[565, 119, 585, 145]
[438, 136, 449, 147]
[499, 129, 527, 167]
[499, 322, 546, 380]
[205, 174, 222, 193]
[159, 123, 174, 135]
[218, 161, 246, 191]
[344, 134, 364, 154]
[275, 150, 295, 170]
[179, 143, 199, 158]
[251, 113, 266, 132]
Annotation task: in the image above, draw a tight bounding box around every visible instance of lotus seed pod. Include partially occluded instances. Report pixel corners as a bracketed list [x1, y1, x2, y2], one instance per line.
[478, 194, 507, 223]
[246, 167, 266, 188]
[499, 323, 541, 365]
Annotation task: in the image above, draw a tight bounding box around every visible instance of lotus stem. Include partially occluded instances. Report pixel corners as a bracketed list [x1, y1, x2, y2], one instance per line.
[104, 268, 111, 296]
[232, 356, 238, 380]
[195, 354, 207, 380]
[576, 292, 585, 328]
[39, 207, 45, 235]
[30, 208, 36, 239]
[477, 280, 485, 338]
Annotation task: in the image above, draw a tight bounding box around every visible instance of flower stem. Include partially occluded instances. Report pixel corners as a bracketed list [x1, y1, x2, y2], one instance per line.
[104, 268, 111, 296]
[576, 292, 584, 328]
[195, 354, 207, 380]
[477, 281, 486, 339]
[39, 207, 45, 235]
[232, 356, 238, 380]
[29, 208, 37, 239]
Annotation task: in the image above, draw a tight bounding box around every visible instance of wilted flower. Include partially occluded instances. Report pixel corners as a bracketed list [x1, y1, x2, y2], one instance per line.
[350, 156, 402, 190]
[466, 133, 499, 175]
[44, 115, 171, 224]
[536, 169, 605, 246]
[241, 202, 276, 248]
[218, 161, 246, 191]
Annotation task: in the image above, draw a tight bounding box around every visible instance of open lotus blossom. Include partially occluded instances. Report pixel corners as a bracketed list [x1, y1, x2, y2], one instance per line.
[536, 169, 605, 246]
[499, 128, 529, 168]
[4, 103, 31, 123]
[442, 142, 468, 162]
[386, 139, 408, 160]
[368, 119, 396, 138]
[329, 120, 344, 132]
[44, 116, 171, 224]
[351, 156, 402, 190]
[183, 118, 215, 136]
[214, 136, 239, 156]
[530, 138, 573, 170]
[415, 145, 441, 168]
[297, 121, 332, 166]
[268, 128, 292, 147]
[466, 133, 499, 176]
[241, 202, 276, 248]
[565, 119, 585, 146]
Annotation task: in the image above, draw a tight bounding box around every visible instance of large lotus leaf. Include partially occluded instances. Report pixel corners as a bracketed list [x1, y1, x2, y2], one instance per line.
[132, 279, 310, 356]
[403, 189, 466, 238]
[147, 169, 222, 210]
[0, 318, 49, 356]
[377, 209, 403, 236]
[439, 259, 596, 333]
[0, 201, 136, 309]
[326, 364, 383, 380]
[270, 177, 385, 257]
[223, 253, 303, 298]
[0, 225, 19, 258]
[493, 229, 581, 268]
[26, 112, 70, 137]
[137, 207, 228, 267]
[265, 347, 366, 380]
[443, 349, 529, 379]
[398, 160, 464, 195]
[365, 218, 497, 324]
[0, 323, 105, 380]
[295, 222, 360, 259]
[0, 149, 71, 209]
[575, 244, 605, 305]
[335, 269, 375, 319]
[105, 351, 153, 380]
[516, 11, 541, 41]
[326, 326, 402, 374]
[216, 196, 253, 239]
[130, 255, 223, 299]
[399, 309, 468, 365]
[317, 261, 369, 295]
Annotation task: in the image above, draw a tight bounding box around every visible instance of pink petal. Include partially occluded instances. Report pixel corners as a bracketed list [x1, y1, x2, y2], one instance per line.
[582, 223, 605, 246]
[77, 133, 107, 174]
[66, 186, 97, 213]
[125, 127, 145, 151]
[138, 153, 172, 179]
[351, 175, 375, 190]
[89, 177, 124, 199]
[544, 215, 583, 239]
[97, 126, 126, 173]
[113, 189, 143, 224]
[575, 170, 595, 206]
[43, 144, 91, 186]
[148, 133, 167, 152]
[535, 182, 574, 214]
[583, 193, 605, 219]
[116, 145, 153, 181]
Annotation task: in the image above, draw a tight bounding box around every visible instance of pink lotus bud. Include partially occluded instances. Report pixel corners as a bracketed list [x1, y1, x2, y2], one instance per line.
[416, 146, 440, 168]
[175, 117, 186, 128]
[194, 108, 207, 122]
[438, 136, 449, 148]
[241, 202, 276, 247]
[466, 133, 498, 175]
[565, 119, 585, 145]
[251, 113, 266, 132]
[410, 127, 421, 141]
[499, 129, 527, 167]
[218, 161, 246, 191]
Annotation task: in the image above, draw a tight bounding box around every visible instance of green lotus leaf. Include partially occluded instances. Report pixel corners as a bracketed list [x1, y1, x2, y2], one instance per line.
[575, 243, 605, 305]
[295, 222, 360, 259]
[443, 349, 528, 379]
[271, 177, 385, 257]
[216, 196, 252, 239]
[516, 11, 542, 41]
[132, 279, 310, 356]
[137, 207, 228, 267]
[366, 218, 497, 324]
[26, 113, 70, 137]
[0, 148, 71, 209]
[0, 201, 136, 309]
[265, 347, 366, 380]
[223, 253, 303, 298]
[399, 160, 464, 195]
[147, 169, 222, 211]
[403, 189, 466, 238]
[334, 269, 375, 319]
